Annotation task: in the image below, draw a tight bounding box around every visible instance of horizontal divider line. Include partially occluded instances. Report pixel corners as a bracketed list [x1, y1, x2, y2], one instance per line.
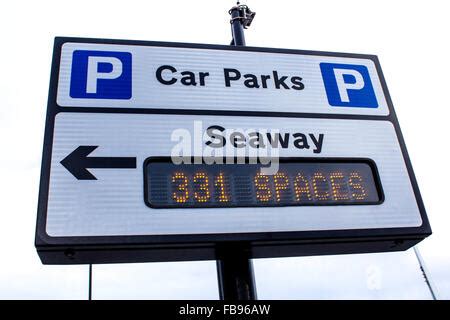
[51, 106, 393, 122]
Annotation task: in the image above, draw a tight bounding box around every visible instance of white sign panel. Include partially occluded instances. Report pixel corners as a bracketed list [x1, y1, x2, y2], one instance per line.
[47, 113, 421, 236]
[57, 42, 389, 116]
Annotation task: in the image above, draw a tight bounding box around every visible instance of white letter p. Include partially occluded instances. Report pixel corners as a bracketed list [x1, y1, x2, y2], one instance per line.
[333, 68, 365, 102]
[86, 56, 123, 94]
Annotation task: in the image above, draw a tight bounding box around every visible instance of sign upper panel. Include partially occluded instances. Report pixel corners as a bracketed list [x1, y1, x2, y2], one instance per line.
[57, 42, 389, 116]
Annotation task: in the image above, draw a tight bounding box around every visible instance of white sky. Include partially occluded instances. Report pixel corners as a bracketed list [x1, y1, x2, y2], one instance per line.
[0, 0, 449, 299]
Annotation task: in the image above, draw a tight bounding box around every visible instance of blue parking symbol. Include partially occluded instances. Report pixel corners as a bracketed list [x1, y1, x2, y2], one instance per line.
[320, 63, 378, 108]
[70, 50, 132, 99]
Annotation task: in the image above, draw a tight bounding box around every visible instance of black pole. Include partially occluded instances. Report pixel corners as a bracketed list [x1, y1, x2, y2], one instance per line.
[216, 244, 257, 300]
[88, 264, 92, 300]
[229, 5, 246, 46]
[216, 2, 257, 301]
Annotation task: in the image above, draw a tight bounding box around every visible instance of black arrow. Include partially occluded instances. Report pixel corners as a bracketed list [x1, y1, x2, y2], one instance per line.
[60, 146, 137, 180]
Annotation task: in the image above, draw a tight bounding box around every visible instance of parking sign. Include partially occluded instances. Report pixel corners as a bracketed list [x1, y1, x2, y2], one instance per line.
[36, 37, 430, 264]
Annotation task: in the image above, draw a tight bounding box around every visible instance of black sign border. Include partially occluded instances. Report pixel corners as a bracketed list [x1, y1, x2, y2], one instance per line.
[35, 37, 431, 264]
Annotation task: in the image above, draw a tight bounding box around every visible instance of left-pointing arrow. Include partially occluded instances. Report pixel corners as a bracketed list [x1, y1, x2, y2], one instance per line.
[60, 146, 137, 180]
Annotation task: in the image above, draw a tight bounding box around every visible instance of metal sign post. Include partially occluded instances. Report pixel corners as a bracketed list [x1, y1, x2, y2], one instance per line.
[216, 3, 257, 300]
[229, 2, 254, 46]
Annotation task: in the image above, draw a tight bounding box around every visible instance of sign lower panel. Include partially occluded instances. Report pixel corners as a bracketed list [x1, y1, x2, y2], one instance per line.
[44, 113, 421, 237]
